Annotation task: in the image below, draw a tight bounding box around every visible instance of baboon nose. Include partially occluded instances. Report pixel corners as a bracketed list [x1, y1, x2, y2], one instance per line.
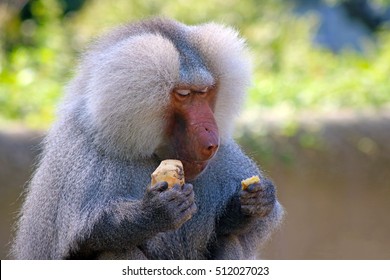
[195, 124, 219, 161]
[201, 127, 219, 160]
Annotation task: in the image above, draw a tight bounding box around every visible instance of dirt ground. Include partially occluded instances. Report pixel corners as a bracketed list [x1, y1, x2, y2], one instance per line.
[1, 109, 389, 259]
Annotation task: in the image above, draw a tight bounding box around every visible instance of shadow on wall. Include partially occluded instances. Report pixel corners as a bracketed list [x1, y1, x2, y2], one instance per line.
[1, 110, 390, 259]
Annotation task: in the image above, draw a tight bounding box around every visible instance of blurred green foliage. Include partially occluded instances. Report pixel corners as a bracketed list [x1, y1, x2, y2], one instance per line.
[1, 0, 390, 128]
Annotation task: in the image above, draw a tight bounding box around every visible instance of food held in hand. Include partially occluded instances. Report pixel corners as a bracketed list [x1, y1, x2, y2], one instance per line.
[241, 175, 260, 190]
[151, 159, 185, 188]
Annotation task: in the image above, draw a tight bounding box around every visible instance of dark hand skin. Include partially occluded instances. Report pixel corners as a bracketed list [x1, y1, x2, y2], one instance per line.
[215, 178, 276, 236]
[142, 182, 197, 232]
[68, 182, 197, 259]
[239, 179, 276, 218]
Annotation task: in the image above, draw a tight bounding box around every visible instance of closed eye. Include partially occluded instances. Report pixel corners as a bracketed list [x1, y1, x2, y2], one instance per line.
[199, 87, 208, 93]
[175, 89, 191, 96]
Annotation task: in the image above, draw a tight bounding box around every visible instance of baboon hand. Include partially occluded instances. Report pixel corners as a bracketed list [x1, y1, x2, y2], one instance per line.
[142, 182, 197, 232]
[239, 179, 276, 217]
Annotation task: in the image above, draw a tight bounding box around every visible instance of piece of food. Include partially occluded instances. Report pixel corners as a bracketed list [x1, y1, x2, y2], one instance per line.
[151, 159, 185, 188]
[241, 175, 260, 190]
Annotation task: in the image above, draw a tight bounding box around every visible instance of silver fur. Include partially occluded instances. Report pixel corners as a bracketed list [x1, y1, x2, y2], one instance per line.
[12, 18, 283, 259]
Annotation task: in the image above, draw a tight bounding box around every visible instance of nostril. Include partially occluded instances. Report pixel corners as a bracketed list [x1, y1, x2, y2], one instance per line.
[207, 144, 218, 153]
[201, 144, 218, 160]
[199, 126, 219, 159]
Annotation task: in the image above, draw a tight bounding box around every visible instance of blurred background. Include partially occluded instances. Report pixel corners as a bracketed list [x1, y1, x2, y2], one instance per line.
[1, 0, 390, 259]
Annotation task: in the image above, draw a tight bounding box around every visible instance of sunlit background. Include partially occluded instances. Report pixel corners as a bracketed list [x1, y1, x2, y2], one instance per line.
[1, 0, 390, 259]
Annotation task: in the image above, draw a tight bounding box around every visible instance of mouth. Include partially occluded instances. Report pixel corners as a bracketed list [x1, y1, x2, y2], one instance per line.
[181, 159, 209, 181]
[153, 152, 211, 181]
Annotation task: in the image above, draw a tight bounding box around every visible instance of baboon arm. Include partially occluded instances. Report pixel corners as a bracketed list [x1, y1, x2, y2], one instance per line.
[67, 198, 158, 258]
[212, 201, 284, 259]
[215, 194, 254, 236]
[239, 201, 284, 258]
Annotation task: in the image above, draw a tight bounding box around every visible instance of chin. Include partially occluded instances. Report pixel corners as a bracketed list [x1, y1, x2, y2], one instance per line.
[181, 159, 209, 181]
